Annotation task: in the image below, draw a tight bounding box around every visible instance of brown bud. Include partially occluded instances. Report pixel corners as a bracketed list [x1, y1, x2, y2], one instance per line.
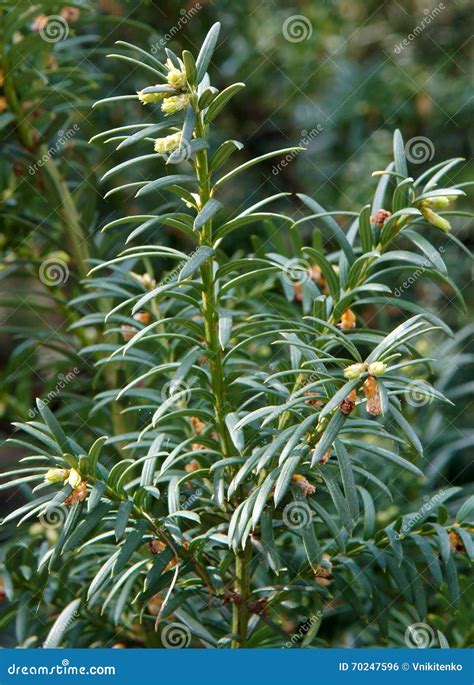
[185, 460, 200, 473]
[249, 598, 267, 616]
[339, 388, 358, 415]
[191, 443, 206, 452]
[292, 473, 316, 496]
[308, 265, 322, 283]
[340, 308, 356, 330]
[190, 416, 205, 435]
[32, 14, 48, 31]
[147, 593, 163, 616]
[449, 530, 465, 553]
[121, 324, 136, 341]
[314, 553, 333, 585]
[293, 282, 303, 302]
[320, 448, 331, 465]
[370, 209, 392, 227]
[304, 392, 324, 408]
[64, 481, 87, 506]
[221, 590, 242, 606]
[60, 7, 81, 22]
[148, 538, 166, 554]
[363, 376, 382, 416]
[133, 310, 151, 326]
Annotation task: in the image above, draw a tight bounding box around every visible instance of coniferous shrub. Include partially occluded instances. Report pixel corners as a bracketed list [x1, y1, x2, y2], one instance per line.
[0, 20, 472, 649]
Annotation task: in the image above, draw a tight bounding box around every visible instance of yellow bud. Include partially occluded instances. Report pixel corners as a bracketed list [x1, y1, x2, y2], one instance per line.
[137, 89, 169, 105]
[154, 132, 182, 155]
[343, 363, 366, 380]
[131, 272, 156, 290]
[67, 468, 82, 489]
[167, 68, 186, 89]
[44, 468, 68, 484]
[420, 195, 456, 210]
[367, 361, 387, 377]
[161, 94, 190, 115]
[420, 207, 451, 232]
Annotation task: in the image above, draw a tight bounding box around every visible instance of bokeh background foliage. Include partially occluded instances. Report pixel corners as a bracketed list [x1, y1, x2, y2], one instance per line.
[0, 0, 472, 648]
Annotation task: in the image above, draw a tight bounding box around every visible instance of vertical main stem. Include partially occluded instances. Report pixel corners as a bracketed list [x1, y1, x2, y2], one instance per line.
[194, 114, 233, 461]
[231, 546, 252, 648]
[194, 110, 251, 646]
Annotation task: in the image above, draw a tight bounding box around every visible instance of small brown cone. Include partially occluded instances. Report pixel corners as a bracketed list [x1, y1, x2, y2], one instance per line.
[340, 309, 356, 330]
[190, 416, 205, 435]
[363, 376, 382, 416]
[292, 474, 316, 496]
[370, 209, 392, 227]
[449, 530, 465, 553]
[293, 282, 303, 302]
[64, 481, 87, 506]
[339, 388, 357, 415]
